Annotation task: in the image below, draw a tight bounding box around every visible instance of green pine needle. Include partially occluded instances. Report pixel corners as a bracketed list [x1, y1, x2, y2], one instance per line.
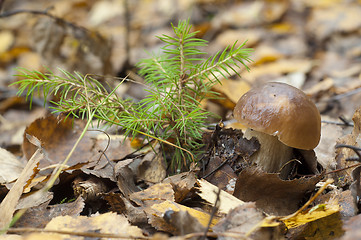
[10, 19, 253, 172]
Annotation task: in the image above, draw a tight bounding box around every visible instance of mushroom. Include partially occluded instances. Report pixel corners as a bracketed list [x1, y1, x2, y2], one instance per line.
[233, 82, 321, 177]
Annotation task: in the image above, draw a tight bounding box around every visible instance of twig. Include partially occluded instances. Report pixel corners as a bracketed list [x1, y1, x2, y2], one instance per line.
[325, 163, 361, 175]
[321, 120, 354, 127]
[200, 188, 221, 240]
[6, 227, 149, 239]
[329, 87, 361, 101]
[202, 158, 228, 179]
[281, 178, 334, 221]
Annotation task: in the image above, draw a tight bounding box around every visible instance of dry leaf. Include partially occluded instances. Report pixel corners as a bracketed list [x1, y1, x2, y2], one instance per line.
[163, 210, 206, 236]
[32, 18, 65, 63]
[0, 148, 24, 185]
[233, 167, 323, 216]
[342, 214, 361, 240]
[23, 115, 92, 170]
[212, 79, 251, 104]
[242, 59, 313, 84]
[114, 159, 139, 197]
[45, 212, 144, 238]
[162, 171, 197, 202]
[103, 192, 148, 225]
[14, 196, 84, 228]
[307, 3, 361, 41]
[213, 202, 283, 240]
[137, 146, 166, 183]
[0, 149, 43, 229]
[130, 182, 174, 207]
[282, 201, 340, 229]
[335, 107, 361, 185]
[23, 115, 127, 181]
[314, 119, 343, 170]
[146, 200, 220, 233]
[196, 179, 244, 215]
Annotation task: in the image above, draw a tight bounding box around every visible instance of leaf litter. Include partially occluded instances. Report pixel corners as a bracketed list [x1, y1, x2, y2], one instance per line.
[1, 0, 361, 239]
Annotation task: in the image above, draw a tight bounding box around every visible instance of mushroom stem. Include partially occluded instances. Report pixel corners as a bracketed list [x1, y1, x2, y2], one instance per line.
[244, 129, 293, 178]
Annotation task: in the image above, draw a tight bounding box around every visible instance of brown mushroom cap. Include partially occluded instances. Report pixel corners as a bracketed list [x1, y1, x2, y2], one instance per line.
[233, 82, 321, 150]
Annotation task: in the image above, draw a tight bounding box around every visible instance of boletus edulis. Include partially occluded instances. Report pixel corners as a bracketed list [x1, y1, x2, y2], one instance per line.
[233, 82, 321, 177]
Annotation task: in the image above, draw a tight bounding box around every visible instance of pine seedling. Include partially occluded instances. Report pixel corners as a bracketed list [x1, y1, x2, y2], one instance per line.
[11, 19, 252, 172]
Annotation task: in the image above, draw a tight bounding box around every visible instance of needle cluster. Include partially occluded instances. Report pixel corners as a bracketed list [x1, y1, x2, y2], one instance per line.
[12, 20, 252, 171]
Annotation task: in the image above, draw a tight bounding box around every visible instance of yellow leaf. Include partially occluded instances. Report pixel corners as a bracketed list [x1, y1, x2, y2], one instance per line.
[282, 202, 340, 229]
[151, 200, 220, 228]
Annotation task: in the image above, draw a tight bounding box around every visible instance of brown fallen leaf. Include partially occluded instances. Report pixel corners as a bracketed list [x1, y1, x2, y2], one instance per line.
[314, 119, 343, 170]
[22, 115, 95, 172]
[103, 192, 148, 225]
[114, 159, 139, 197]
[233, 167, 323, 216]
[14, 196, 84, 228]
[44, 212, 144, 239]
[334, 106, 361, 186]
[130, 182, 174, 208]
[342, 214, 361, 240]
[306, 3, 361, 41]
[0, 147, 43, 229]
[0, 148, 24, 186]
[162, 171, 197, 202]
[23, 115, 134, 183]
[137, 145, 166, 183]
[163, 210, 206, 236]
[213, 202, 284, 240]
[241, 59, 313, 84]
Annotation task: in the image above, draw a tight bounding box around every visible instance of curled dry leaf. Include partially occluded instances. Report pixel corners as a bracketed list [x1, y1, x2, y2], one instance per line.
[233, 167, 323, 216]
[102, 192, 148, 225]
[114, 159, 139, 198]
[72, 176, 109, 202]
[162, 171, 197, 202]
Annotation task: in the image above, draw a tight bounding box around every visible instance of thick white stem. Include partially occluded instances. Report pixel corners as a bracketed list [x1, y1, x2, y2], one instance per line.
[244, 129, 293, 177]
